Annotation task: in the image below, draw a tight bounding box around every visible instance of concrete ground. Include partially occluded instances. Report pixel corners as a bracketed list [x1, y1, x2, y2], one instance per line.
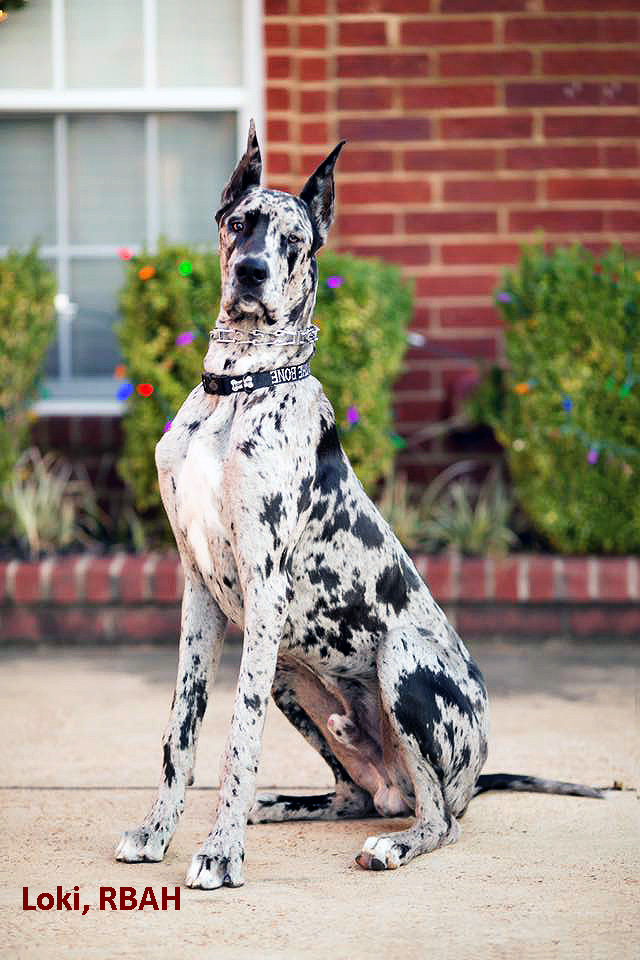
[0, 639, 637, 960]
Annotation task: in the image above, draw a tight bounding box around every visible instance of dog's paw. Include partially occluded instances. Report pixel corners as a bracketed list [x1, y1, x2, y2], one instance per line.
[115, 825, 168, 863]
[355, 834, 407, 871]
[184, 835, 245, 890]
[355, 820, 460, 871]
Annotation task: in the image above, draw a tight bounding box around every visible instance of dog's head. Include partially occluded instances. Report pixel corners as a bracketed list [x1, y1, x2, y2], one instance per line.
[215, 120, 345, 330]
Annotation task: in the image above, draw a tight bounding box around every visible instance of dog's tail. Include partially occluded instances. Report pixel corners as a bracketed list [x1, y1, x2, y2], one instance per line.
[473, 772, 605, 800]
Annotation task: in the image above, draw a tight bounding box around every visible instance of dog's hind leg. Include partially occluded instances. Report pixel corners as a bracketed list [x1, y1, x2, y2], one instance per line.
[116, 577, 227, 862]
[355, 626, 488, 870]
[249, 662, 375, 823]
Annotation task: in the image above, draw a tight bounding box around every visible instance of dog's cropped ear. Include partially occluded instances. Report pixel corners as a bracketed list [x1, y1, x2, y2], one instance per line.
[299, 140, 346, 250]
[216, 119, 262, 222]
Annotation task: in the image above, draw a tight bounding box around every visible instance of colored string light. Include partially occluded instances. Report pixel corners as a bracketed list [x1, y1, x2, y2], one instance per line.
[326, 275, 343, 289]
[136, 384, 154, 397]
[138, 266, 155, 281]
[346, 405, 360, 425]
[117, 382, 134, 401]
[178, 260, 193, 277]
[511, 376, 639, 463]
[176, 331, 196, 346]
[118, 247, 133, 261]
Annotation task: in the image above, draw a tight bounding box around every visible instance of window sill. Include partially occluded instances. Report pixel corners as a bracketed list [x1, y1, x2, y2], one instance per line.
[33, 378, 125, 417]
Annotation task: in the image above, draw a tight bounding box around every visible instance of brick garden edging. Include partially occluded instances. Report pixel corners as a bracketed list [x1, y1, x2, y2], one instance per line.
[1, 552, 638, 644]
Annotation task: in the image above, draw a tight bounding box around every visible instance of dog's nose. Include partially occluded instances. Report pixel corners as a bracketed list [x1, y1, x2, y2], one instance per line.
[236, 257, 269, 287]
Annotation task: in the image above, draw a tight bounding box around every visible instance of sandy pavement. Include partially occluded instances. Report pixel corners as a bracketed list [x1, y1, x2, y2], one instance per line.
[0, 639, 637, 959]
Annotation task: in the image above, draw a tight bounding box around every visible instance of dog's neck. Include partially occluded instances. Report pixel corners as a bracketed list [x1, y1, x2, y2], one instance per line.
[203, 327, 316, 379]
[203, 288, 317, 379]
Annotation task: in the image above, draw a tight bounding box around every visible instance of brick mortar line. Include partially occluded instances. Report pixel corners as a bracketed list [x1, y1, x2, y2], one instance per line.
[484, 554, 495, 601]
[264, 12, 639, 20]
[338, 170, 587, 178]
[109, 553, 126, 603]
[334, 45, 640, 54]
[628, 558, 639, 601]
[517, 556, 529, 602]
[0, 600, 183, 609]
[450, 550, 461, 602]
[336, 110, 640, 118]
[142, 553, 159, 602]
[2, 598, 636, 613]
[39, 557, 54, 603]
[553, 557, 565, 601]
[5, 560, 18, 601]
[74, 554, 91, 603]
[588, 558, 599, 600]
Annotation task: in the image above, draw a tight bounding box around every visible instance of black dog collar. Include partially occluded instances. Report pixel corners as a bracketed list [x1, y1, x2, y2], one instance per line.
[202, 358, 312, 396]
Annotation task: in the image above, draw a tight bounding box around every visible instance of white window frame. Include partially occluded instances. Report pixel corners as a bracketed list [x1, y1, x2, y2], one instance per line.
[0, 0, 264, 415]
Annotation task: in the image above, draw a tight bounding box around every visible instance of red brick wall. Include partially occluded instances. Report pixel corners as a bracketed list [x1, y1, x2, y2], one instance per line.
[263, 0, 640, 479]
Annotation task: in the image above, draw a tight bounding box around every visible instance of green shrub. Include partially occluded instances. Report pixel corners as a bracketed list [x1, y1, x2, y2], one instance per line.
[117, 244, 410, 536]
[314, 252, 411, 491]
[471, 243, 640, 554]
[117, 243, 221, 521]
[0, 248, 56, 526]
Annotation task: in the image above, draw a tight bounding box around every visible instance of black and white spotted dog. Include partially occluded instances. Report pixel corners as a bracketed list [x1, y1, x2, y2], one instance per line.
[116, 122, 602, 888]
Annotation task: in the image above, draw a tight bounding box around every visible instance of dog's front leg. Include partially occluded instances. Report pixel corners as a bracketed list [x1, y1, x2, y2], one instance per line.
[116, 575, 227, 863]
[185, 575, 287, 890]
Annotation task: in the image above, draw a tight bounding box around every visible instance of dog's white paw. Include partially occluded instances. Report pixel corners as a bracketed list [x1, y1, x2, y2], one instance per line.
[355, 820, 460, 871]
[185, 835, 245, 889]
[355, 834, 405, 871]
[115, 825, 168, 863]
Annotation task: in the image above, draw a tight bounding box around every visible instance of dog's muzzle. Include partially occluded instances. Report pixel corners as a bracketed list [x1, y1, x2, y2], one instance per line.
[224, 294, 274, 324]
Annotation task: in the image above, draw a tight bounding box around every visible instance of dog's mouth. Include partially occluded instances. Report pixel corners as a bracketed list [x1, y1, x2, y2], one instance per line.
[224, 294, 276, 325]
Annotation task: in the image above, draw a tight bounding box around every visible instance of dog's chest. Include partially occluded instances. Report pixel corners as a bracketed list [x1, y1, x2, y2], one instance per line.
[156, 393, 243, 620]
[175, 436, 226, 579]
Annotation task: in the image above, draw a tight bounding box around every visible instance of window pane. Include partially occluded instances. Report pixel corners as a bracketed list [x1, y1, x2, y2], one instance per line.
[68, 115, 145, 245]
[158, 112, 236, 245]
[157, 0, 242, 87]
[0, 0, 52, 88]
[70, 259, 124, 376]
[43, 341, 59, 378]
[65, 0, 143, 88]
[0, 118, 55, 247]
[42, 261, 60, 378]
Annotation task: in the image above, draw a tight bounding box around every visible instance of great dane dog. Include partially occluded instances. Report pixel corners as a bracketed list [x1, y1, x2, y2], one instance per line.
[116, 122, 602, 888]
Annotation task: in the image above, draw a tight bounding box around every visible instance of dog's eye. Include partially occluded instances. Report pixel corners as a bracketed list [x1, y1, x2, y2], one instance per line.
[230, 221, 244, 233]
[288, 234, 301, 245]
